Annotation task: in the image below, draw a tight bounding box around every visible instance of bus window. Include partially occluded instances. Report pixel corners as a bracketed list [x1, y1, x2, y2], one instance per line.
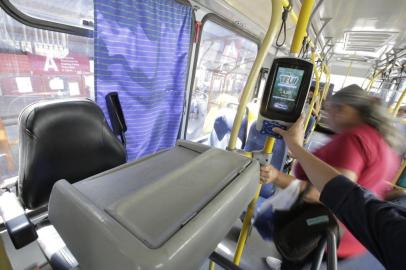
[186, 19, 258, 143]
[0, 7, 94, 184]
[8, 0, 94, 28]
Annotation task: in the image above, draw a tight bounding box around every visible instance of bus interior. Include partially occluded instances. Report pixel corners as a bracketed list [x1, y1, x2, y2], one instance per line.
[0, 0, 406, 269]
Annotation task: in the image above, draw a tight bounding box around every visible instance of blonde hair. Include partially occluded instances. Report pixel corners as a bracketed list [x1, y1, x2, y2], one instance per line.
[329, 84, 404, 151]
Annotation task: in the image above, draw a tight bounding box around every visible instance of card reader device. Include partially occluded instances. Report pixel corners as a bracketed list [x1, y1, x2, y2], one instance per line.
[257, 57, 314, 138]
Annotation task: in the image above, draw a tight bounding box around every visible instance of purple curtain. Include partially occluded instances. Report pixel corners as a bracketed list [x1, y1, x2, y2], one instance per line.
[95, 0, 192, 160]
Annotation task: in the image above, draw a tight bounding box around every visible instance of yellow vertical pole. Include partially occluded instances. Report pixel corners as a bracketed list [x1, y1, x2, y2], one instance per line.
[393, 88, 406, 116]
[230, 0, 284, 264]
[317, 63, 330, 110]
[304, 50, 320, 131]
[233, 0, 315, 265]
[209, 260, 216, 270]
[233, 183, 262, 265]
[322, 63, 331, 101]
[315, 64, 325, 115]
[233, 138, 275, 265]
[228, 0, 284, 150]
[366, 66, 390, 92]
[341, 61, 352, 88]
[289, 0, 315, 55]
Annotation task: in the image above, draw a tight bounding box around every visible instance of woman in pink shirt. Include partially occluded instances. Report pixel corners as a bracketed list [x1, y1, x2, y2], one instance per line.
[261, 84, 403, 259]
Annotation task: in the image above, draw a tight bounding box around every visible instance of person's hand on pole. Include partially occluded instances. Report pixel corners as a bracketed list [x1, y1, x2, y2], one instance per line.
[260, 165, 280, 184]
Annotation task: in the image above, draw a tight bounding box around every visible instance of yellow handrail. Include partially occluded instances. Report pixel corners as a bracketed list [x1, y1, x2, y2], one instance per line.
[304, 50, 320, 130]
[233, 182, 263, 264]
[341, 61, 352, 88]
[314, 63, 330, 116]
[228, 0, 284, 150]
[314, 63, 325, 115]
[317, 63, 330, 112]
[281, 0, 320, 56]
[232, 0, 317, 265]
[366, 64, 393, 92]
[230, 0, 284, 265]
[209, 260, 216, 270]
[393, 88, 406, 117]
[233, 137, 275, 265]
[322, 63, 331, 101]
[289, 0, 315, 55]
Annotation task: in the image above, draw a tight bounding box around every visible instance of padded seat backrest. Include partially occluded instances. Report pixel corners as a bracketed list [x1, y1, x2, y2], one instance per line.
[209, 109, 248, 149]
[18, 99, 126, 209]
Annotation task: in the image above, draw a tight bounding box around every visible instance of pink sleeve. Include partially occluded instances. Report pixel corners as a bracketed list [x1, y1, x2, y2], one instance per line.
[294, 134, 366, 180]
[322, 134, 366, 176]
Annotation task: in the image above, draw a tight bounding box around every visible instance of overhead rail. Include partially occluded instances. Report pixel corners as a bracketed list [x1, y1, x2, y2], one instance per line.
[365, 49, 406, 90]
[315, 18, 331, 50]
[366, 64, 394, 92]
[376, 48, 406, 69]
[321, 37, 333, 55]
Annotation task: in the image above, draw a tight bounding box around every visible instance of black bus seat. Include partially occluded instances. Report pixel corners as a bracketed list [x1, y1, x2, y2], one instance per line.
[0, 98, 126, 269]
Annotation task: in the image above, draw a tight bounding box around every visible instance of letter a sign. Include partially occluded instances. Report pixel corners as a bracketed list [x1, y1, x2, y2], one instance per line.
[44, 55, 59, 72]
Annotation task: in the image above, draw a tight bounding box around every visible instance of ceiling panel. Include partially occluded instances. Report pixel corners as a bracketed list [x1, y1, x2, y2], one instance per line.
[193, 0, 406, 76]
[320, 0, 406, 58]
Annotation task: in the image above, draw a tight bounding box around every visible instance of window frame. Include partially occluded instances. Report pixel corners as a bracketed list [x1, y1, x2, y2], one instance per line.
[183, 13, 260, 141]
[0, 0, 93, 37]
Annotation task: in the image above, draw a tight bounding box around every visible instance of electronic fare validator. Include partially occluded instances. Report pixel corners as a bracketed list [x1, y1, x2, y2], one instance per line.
[256, 57, 314, 138]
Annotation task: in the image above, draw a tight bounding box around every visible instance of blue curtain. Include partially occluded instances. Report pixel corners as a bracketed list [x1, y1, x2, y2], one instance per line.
[95, 0, 192, 160]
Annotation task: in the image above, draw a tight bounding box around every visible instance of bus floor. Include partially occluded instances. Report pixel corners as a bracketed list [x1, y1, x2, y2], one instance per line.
[207, 219, 280, 270]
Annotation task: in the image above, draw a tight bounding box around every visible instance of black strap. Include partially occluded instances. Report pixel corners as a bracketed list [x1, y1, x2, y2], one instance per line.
[276, 4, 292, 48]
[300, 38, 311, 59]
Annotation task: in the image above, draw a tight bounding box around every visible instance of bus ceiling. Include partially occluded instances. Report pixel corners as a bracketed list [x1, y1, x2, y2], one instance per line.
[191, 0, 406, 78]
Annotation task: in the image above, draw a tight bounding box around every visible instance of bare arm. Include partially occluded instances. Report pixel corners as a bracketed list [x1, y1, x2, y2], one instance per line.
[280, 141, 340, 192]
[260, 114, 358, 195]
[302, 168, 358, 202]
